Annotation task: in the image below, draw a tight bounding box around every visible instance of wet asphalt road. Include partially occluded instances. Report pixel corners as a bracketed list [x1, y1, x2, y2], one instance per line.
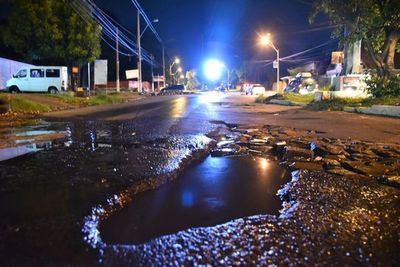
[0, 93, 399, 266]
[47, 93, 400, 143]
[0, 93, 243, 265]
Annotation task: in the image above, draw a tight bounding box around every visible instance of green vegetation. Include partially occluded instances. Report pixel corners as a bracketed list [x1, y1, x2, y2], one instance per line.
[362, 96, 400, 106]
[0, 95, 51, 114]
[311, 0, 400, 75]
[309, 98, 363, 111]
[53, 92, 126, 106]
[0, 92, 129, 115]
[255, 95, 268, 103]
[1, 0, 101, 67]
[257, 92, 400, 111]
[365, 72, 400, 97]
[86, 94, 125, 105]
[282, 93, 315, 104]
[54, 93, 125, 106]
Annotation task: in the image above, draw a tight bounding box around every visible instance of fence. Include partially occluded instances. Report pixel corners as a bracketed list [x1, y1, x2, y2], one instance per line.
[0, 57, 34, 90]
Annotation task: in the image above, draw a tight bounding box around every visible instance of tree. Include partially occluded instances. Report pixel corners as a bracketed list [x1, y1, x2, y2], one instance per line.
[185, 70, 201, 90]
[1, 0, 101, 67]
[311, 0, 400, 75]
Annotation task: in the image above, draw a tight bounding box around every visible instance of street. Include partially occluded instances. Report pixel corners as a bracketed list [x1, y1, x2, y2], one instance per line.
[0, 93, 399, 265]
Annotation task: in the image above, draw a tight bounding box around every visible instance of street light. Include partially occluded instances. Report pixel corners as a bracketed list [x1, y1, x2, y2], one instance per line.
[169, 57, 181, 84]
[260, 33, 280, 91]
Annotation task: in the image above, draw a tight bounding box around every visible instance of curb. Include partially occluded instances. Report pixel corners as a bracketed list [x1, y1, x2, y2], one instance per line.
[267, 99, 307, 107]
[344, 105, 400, 118]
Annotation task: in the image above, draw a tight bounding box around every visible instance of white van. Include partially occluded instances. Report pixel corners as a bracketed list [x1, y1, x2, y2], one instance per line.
[6, 66, 68, 93]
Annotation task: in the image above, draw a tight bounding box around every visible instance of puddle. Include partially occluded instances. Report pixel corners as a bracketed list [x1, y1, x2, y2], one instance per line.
[0, 121, 66, 161]
[99, 155, 290, 245]
[0, 141, 52, 161]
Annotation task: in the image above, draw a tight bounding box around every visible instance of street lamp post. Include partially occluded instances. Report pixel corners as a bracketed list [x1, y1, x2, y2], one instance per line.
[169, 58, 181, 84]
[260, 33, 280, 91]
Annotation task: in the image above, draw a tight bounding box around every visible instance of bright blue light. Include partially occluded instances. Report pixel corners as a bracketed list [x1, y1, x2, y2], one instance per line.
[204, 59, 225, 81]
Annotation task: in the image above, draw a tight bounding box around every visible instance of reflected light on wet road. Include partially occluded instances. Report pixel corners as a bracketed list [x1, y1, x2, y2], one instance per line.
[259, 157, 270, 171]
[182, 191, 194, 207]
[169, 97, 188, 119]
[197, 92, 226, 118]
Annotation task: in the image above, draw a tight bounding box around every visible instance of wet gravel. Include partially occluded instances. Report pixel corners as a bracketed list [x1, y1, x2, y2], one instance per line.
[99, 170, 399, 266]
[93, 124, 400, 266]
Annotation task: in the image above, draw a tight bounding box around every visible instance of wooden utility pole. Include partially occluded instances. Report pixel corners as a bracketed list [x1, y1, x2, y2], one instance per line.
[116, 28, 120, 92]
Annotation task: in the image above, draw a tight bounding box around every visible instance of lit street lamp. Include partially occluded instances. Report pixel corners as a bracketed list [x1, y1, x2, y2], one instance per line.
[260, 33, 280, 91]
[169, 58, 181, 84]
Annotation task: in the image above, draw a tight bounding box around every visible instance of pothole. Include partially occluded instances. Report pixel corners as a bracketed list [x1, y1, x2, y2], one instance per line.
[98, 155, 290, 245]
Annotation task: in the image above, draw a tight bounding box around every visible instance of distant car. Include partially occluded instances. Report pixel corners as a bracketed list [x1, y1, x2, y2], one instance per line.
[160, 84, 185, 94]
[245, 84, 266, 95]
[326, 64, 342, 77]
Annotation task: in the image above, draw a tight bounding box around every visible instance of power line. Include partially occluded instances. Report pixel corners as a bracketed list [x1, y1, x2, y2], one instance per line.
[129, 0, 163, 44]
[69, 0, 160, 66]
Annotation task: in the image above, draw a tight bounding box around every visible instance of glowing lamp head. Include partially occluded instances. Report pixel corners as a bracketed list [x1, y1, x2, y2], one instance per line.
[174, 58, 180, 64]
[204, 59, 225, 81]
[260, 33, 271, 46]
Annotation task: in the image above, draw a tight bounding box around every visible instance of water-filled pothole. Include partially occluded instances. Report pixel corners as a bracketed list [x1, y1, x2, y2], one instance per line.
[100, 155, 290, 244]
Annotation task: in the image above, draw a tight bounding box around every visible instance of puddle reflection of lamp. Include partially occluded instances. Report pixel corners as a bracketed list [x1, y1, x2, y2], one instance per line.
[259, 158, 270, 170]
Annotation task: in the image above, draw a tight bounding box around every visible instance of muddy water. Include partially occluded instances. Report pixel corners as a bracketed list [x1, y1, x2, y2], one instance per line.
[100, 155, 290, 244]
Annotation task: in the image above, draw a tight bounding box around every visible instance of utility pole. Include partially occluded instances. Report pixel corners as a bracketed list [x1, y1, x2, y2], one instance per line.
[137, 11, 142, 93]
[150, 54, 154, 93]
[162, 47, 166, 87]
[277, 49, 280, 92]
[116, 28, 120, 92]
[87, 63, 91, 95]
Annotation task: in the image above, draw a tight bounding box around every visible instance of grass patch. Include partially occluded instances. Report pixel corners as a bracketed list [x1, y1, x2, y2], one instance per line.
[362, 96, 400, 106]
[282, 93, 315, 104]
[87, 94, 125, 105]
[0, 95, 51, 114]
[52, 93, 87, 106]
[309, 96, 400, 111]
[255, 95, 268, 103]
[53, 92, 125, 106]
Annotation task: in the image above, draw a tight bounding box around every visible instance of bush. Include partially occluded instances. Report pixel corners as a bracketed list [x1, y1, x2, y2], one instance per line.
[366, 72, 400, 97]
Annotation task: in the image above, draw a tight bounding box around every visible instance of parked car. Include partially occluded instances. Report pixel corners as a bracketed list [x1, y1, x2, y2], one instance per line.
[160, 84, 185, 94]
[245, 84, 266, 95]
[6, 66, 68, 94]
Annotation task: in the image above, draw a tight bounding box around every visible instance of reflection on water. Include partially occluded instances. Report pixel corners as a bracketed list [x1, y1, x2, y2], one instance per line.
[169, 97, 188, 119]
[0, 123, 65, 161]
[0, 142, 52, 162]
[99, 156, 290, 245]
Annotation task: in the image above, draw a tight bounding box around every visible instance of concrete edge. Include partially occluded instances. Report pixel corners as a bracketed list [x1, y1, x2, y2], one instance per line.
[344, 105, 400, 118]
[267, 99, 307, 107]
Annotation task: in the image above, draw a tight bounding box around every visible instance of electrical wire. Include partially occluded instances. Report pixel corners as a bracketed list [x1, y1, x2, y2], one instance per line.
[69, 0, 160, 66]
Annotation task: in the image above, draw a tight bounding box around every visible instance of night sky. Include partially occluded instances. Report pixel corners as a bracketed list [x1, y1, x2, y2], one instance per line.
[94, 0, 336, 75]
